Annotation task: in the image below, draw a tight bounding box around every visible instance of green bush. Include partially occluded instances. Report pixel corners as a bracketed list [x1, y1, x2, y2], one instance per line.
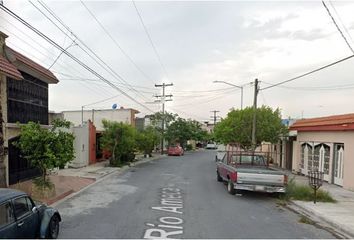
[281, 178, 336, 203]
[186, 144, 193, 151]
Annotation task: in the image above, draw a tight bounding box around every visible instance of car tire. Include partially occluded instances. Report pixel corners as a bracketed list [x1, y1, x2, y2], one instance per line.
[217, 171, 223, 182]
[47, 215, 60, 239]
[227, 180, 236, 195]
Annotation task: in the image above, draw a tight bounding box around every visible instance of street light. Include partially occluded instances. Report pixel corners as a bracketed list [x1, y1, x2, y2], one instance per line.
[213, 80, 243, 110]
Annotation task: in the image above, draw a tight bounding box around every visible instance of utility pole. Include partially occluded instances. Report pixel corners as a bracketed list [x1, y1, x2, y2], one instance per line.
[210, 110, 220, 125]
[155, 83, 173, 154]
[251, 78, 259, 150]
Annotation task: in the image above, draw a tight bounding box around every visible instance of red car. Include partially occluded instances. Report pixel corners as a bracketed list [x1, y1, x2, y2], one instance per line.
[167, 145, 184, 156]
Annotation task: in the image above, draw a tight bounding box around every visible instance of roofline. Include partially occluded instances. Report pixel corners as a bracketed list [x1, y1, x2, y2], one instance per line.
[5, 46, 59, 84]
[62, 108, 140, 113]
[290, 123, 354, 132]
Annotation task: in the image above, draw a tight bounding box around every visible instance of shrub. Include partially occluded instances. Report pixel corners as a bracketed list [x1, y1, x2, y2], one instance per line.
[281, 178, 336, 203]
[186, 144, 193, 151]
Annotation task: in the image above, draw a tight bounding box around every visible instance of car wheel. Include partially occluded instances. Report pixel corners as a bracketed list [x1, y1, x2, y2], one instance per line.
[227, 180, 236, 195]
[47, 215, 60, 239]
[217, 171, 222, 182]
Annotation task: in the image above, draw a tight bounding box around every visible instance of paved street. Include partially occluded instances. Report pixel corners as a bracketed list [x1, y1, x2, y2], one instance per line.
[56, 150, 335, 239]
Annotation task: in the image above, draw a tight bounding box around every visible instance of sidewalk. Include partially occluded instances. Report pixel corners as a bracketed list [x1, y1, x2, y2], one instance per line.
[11, 153, 165, 205]
[287, 172, 354, 238]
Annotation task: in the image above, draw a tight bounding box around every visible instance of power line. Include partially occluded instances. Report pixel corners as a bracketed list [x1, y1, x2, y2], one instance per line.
[328, 1, 354, 46]
[173, 88, 236, 107]
[132, 0, 169, 79]
[0, 22, 117, 98]
[322, 0, 354, 54]
[260, 54, 354, 91]
[80, 0, 155, 84]
[34, 0, 151, 103]
[0, 4, 155, 113]
[261, 81, 354, 91]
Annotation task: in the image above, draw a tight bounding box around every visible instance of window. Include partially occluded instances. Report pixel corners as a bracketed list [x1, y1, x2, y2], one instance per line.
[0, 202, 15, 228]
[7, 71, 48, 125]
[13, 197, 33, 219]
[229, 155, 266, 166]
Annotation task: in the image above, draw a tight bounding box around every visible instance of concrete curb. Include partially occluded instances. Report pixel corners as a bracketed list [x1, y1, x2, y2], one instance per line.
[50, 154, 166, 208]
[288, 201, 354, 239]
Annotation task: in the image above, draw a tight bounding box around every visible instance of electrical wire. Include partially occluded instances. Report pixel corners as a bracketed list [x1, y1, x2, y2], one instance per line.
[328, 1, 354, 46]
[260, 54, 354, 90]
[132, 0, 169, 80]
[322, 0, 354, 54]
[34, 0, 151, 103]
[80, 0, 155, 84]
[0, 4, 155, 113]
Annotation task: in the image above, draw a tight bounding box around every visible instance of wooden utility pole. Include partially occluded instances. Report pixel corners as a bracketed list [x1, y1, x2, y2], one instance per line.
[155, 83, 173, 154]
[210, 110, 220, 126]
[251, 78, 259, 149]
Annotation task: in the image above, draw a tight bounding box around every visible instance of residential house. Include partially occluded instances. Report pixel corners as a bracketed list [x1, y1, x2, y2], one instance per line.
[136, 115, 152, 131]
[290, 113, 354, 191]
[62, 107, 140, 131]
[0, 31, 59, 186]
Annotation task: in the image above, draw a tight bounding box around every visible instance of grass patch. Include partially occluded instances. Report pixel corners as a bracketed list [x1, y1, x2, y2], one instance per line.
[299, 215, 315, 225]
[280, 178, 336, 203]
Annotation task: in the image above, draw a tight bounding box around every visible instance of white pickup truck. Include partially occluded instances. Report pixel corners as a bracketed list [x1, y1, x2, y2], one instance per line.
[216, 152, 288, 195]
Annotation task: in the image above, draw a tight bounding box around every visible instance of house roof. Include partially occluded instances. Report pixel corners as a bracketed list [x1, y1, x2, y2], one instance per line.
[0, 54, 23, 80]
[290, 113, 354, 132]
[4, 46, 58, 84]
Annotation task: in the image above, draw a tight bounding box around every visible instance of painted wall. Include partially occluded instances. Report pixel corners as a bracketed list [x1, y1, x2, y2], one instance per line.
[70, 124, 89, 168]
[88, 121, 96, 165]
[292, 131, 354, 191]
[62, 109, 136, 131]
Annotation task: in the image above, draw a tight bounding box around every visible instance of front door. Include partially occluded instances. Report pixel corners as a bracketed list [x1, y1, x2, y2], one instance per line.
[333, 144, 344, 186]
[314, 143, 330, 182]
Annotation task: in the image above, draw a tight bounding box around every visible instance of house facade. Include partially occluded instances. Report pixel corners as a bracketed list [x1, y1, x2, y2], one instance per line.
[290, 113, 354, 191]
[62, 107, 140, 131]
[0, 31, 58, 186]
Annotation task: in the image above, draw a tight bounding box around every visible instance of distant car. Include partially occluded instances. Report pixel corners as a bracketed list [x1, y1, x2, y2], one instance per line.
[206, 142, 217, 149]
[167, 145, 184, 156]
[0, 188, 61, 239]
[215, 144, 226, 162]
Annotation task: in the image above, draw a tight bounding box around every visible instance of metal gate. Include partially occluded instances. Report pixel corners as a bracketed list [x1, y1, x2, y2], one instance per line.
[8, 137, 41, 185]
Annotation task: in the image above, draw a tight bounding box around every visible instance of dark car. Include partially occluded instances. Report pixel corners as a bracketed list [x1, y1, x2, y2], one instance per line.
[0, 188, 61, 239]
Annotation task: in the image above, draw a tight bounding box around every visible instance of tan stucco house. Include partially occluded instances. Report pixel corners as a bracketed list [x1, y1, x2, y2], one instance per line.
[0, 31, 58, 187]
[290, 113, 354, 191]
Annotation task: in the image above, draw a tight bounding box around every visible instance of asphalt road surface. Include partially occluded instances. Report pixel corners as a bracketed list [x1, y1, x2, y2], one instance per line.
[57, 150, 335, 239]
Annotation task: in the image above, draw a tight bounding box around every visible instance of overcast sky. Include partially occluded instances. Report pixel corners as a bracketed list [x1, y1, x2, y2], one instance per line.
[2, 0, 354, 122]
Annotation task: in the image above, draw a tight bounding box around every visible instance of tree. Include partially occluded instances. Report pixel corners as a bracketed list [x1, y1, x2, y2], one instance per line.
[136, 126, 160, 157]
[15, 119, 75, 185]
[213, 106, 287, 149]
[165, 118, 209, 148]
[101, 120, 136, 166]
[188, 120, 210, 142]
[149, 111, 177, 132]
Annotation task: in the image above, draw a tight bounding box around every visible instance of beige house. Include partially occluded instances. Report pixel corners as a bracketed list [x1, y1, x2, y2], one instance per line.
[0, 31, 58, 186]
[290, 113, 354, 191]
[62, 107, 140, 131]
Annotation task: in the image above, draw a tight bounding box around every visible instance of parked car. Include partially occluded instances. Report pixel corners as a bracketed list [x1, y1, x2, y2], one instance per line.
[167, 145, 184, 156]
[215, 144, 226, 162]
[0, 188, 61, 239]
[216, 152, 287, 195]
[206, 142, 217, 149]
